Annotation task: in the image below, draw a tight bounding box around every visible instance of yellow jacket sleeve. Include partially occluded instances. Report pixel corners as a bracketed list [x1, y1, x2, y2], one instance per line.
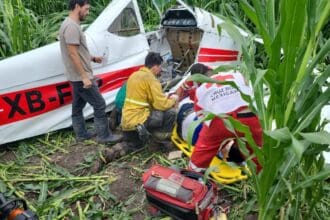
[148, 77, 175, 110]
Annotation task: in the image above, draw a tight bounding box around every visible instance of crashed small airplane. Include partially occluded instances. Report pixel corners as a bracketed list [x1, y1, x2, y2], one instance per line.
[0, 0, 243, 144]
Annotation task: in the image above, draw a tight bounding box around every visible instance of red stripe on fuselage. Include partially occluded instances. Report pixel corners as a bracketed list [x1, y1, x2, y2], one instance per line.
[198, 48, 239, 62]
[0, 66, 141, 126]
[199, 48, 239, 56]
[197, 56, 238, 62]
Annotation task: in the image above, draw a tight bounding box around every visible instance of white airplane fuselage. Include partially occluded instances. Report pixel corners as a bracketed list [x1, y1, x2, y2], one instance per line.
[0, 0, 244, 144]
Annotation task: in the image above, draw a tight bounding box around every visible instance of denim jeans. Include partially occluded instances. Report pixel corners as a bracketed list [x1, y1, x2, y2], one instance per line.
[70, 80, 106, 119]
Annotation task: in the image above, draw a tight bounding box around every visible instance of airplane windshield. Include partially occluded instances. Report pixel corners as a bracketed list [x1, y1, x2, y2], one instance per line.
[108, 6, 140, 37]
[152, 0, 175, 17]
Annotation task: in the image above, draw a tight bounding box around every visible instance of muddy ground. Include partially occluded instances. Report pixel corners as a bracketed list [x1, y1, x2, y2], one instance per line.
[0, 131, 181, 219]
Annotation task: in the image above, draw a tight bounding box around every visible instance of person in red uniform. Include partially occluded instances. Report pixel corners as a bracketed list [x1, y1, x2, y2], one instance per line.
[176, 63, 211, 101]
[189, 66, 263, 173]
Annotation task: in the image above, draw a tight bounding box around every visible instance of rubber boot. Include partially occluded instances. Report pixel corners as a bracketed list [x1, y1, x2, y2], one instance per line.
[72, 116, 95, 142]
[94, 117, 122, 144]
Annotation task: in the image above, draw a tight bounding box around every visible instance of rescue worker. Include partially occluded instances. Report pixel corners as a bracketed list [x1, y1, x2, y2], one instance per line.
[102, 52, 177, 162]
[176, 63, 211, 101]
[176, 64, 247, 165]
[189, 65, 263, 173]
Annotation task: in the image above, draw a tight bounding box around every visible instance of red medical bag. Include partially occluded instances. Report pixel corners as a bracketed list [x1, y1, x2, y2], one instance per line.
[142, 165, 218, 220]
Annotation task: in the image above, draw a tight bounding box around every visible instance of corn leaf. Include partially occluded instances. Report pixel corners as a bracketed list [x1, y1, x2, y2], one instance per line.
[264, 127, 291, 142]
[300, 131, 330, 145]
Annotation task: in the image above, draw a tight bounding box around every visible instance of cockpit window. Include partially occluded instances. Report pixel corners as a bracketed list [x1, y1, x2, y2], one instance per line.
[108, 7, 140, 36]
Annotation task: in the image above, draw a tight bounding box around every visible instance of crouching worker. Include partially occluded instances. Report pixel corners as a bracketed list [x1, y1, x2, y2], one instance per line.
[189, 66, 263, 173]
[103, 52, 178, 162]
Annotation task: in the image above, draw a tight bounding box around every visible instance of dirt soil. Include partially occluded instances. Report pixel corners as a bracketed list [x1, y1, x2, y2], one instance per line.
[0, 135, 171, 219]
[0, 131, 243, 219]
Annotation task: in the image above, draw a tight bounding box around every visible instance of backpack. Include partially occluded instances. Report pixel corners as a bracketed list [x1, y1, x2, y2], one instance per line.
[142, 165, 218, 220]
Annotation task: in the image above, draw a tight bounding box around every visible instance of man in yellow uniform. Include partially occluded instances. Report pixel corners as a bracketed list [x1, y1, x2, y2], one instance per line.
[103, 52, 177, 162]
[122, 52, 177, 146]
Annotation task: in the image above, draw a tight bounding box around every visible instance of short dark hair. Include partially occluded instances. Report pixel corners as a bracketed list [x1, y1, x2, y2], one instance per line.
[145, 52, 163, 68]
[68, 0, 89, 10]
[190, 63, 210, 75]
[228, 144, 245, 163]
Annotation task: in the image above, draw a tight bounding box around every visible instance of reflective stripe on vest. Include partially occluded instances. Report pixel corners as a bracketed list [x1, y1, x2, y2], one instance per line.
[126, 98, 149, 107]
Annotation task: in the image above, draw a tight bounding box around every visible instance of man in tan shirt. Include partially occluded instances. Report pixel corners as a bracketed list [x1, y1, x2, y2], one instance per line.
[59, 0, 121, 144]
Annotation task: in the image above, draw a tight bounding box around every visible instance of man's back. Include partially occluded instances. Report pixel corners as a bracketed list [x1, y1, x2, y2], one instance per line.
[122, 67, 175, 130]
[125, 67, 155, 105]
[122, 67, 156, 130]
[195, 71, 252, 115]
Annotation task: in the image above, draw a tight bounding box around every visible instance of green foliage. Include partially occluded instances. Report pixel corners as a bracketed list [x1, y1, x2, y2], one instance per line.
[0, 0, 69, 59]
[186, 0, 330, 219]
[0, 0, 37, 58]
[213, 0, 330, 219]
[22, 0, 67, 15]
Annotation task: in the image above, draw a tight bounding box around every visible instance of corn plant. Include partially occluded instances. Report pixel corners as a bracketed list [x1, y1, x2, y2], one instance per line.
[22, 0, 67, 16]
[189, 0, 329, 219]
[213, 0, 330, 219]
[32, 11, 68, 47]
[0, 0, 38, 58]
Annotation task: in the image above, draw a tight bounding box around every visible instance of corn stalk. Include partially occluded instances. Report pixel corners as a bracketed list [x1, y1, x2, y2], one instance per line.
[189, 0, 329, 218]
[218, 0, 330, 219]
